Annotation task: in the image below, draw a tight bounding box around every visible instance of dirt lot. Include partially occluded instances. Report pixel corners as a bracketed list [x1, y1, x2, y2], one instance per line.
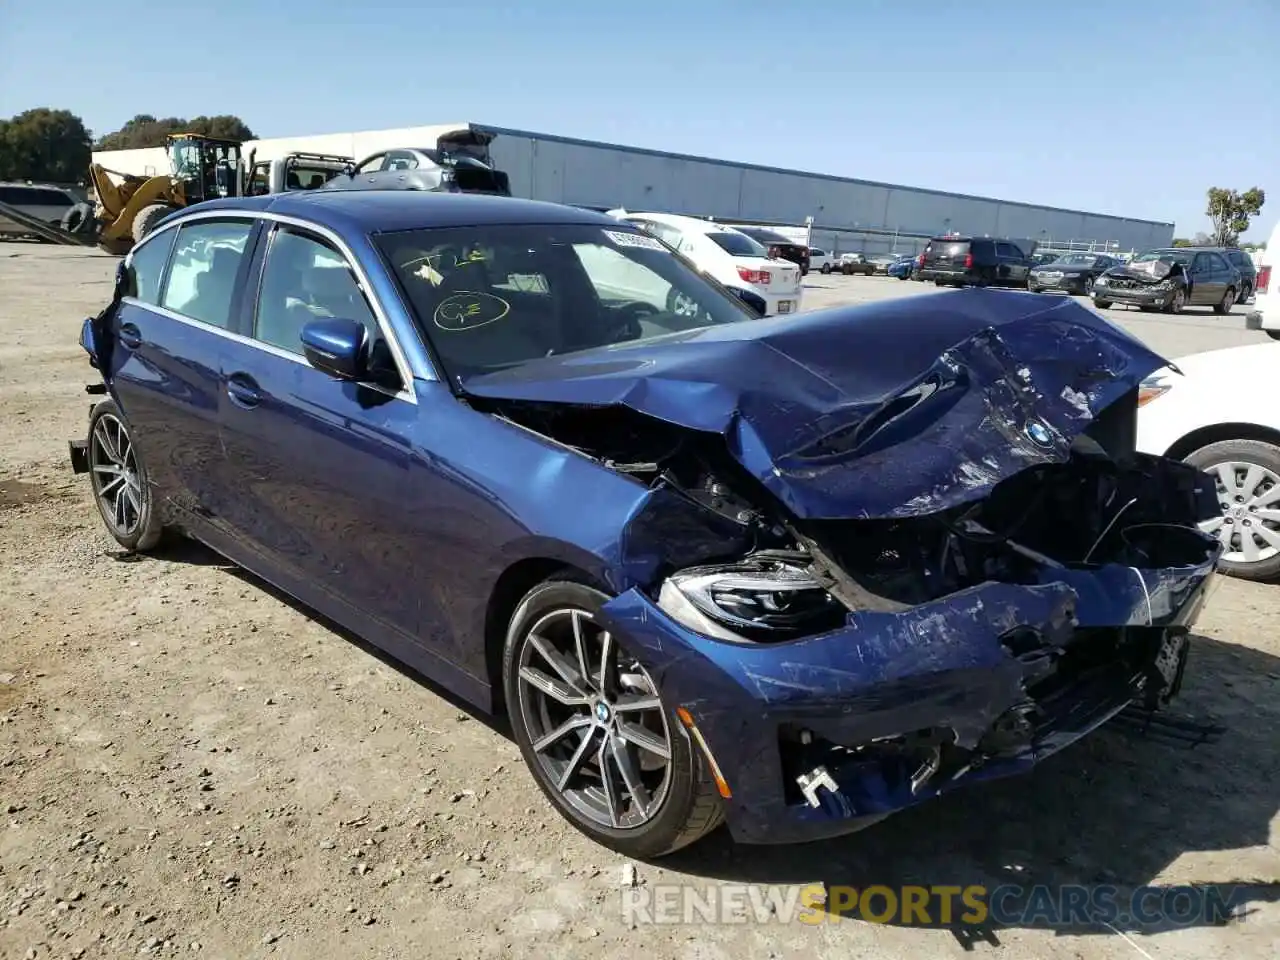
[1, 243, 1277, 960]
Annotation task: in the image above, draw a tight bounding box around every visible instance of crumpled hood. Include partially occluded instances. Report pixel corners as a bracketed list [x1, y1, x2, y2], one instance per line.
[460, 289, 1169, 520]
[1105, 259, 1185, 283]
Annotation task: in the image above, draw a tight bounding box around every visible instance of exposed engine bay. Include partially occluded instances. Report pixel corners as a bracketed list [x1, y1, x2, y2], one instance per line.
[476, 388, 1218, 637]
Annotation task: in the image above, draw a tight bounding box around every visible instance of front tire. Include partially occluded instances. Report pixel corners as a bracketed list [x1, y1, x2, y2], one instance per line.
[820, 264, 831, 274]
[1093, 298, 1112, 309]
[503, 580, 723, 858]
[87, 400, 164, 552]
[131, 203, 174, 244]
[1185, 439, 1280, 581]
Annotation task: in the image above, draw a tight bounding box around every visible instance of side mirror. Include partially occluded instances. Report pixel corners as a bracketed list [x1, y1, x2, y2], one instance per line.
[300, 318, 367, 380]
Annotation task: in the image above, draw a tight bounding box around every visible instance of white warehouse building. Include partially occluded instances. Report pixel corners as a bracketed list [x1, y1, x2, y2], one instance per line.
[91, 121, 1174, 255]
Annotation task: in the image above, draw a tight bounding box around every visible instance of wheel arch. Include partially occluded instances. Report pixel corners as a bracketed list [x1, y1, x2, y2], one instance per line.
[482, 555, 611, 716]
[1164, 421, 1280, 461]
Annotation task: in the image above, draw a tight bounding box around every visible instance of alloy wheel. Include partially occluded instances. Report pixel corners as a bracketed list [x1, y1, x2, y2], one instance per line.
[515, 607, 673, 830]
[1084, 276, 1095, 295]
[1169, 289, 1185, 313]
[1201, 461, 1280, 564]
[89, 412, 143, 539]
[1221, 288, 1234, 313]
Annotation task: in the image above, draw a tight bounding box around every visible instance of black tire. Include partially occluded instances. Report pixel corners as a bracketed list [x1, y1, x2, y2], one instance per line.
[61, 202, 95, 235]
[86, 400, 165, 553]
[1237, 281, 1252, 304]
[1094, 299, 1112, 309]
[503, 580, 723, 859]
[1163, 288, 1186, 314]
[820, 264, 831, 274]
[1213, 287, 1235, 315]
[1184, 439, 1280, 582]
[131, 203, 174, 244]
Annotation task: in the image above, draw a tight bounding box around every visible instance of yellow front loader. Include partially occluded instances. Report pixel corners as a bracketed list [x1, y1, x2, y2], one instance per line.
[90, 134, 244, 255]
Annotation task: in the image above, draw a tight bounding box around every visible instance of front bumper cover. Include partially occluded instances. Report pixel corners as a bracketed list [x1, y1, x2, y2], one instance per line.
[597, 552, 1216, 845]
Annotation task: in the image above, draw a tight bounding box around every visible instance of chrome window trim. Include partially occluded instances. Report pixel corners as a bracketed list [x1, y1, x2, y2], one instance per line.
[125, 207, 426, 403]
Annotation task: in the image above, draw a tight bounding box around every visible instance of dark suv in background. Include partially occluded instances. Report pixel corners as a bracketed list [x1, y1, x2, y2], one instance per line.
[917, 236, 1036, 288]
[732, 226, 811, 275]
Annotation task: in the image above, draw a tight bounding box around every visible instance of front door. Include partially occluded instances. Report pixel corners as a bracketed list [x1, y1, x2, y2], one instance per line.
[212, 223, 458, 656]
[105, 216, 259, 525]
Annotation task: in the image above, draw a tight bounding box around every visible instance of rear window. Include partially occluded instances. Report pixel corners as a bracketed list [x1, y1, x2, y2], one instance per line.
[707, 231, 767, 257]
[927, 240, 970, 257]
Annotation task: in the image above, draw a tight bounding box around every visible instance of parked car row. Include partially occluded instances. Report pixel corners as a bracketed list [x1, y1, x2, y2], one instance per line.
[911, 233, 1258, 313]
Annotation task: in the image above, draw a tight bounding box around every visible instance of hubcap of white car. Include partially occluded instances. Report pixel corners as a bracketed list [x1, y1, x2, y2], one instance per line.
[89, 413, 142, 537]
[515, 607, 672, 830]
[1201, 461, 1280, 564]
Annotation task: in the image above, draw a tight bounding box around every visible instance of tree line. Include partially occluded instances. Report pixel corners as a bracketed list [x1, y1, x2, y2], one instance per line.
[0, 108, 255, 185]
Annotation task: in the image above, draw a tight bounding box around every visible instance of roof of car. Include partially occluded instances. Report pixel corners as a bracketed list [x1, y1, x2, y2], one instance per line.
[622, 211, 746, 235]
[176, 191, 618, 235]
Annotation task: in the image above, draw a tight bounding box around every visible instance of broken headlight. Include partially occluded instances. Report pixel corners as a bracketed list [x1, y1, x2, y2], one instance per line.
[657, 559, 848, 643]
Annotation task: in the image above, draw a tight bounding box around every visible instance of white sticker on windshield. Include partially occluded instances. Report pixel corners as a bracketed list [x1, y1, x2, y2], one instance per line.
[604, 230, 667, 252]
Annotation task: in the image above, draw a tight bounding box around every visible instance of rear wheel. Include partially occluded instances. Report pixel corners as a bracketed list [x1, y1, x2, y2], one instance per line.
[1213, 287, 1235, 315]
[820, 264, 831, 274]
[1186, 439, 1280, 581]
[131, 203, 174, 244]
[87, 400, 164, 553]
[1237, 281, 1253, 304]
[503, 580, 723, 858]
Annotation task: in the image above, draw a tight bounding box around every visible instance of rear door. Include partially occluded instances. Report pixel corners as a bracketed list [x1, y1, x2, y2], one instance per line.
[105, 215, 260, 525]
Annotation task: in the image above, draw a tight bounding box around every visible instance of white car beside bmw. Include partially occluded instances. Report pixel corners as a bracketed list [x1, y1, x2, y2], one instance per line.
[1137, 340, 1280, 582]
[607, 211, 803, 316]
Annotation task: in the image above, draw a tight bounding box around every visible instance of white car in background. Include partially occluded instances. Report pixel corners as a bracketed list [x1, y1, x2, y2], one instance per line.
[1245, 219, 1277, 340]
[1137, 341, 1280, 581]
[808, 247, 836, 274]
[607, 211, 803, 316]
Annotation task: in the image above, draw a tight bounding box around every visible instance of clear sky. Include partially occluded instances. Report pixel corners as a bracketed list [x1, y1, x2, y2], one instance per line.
[2, 0, 1275, 240]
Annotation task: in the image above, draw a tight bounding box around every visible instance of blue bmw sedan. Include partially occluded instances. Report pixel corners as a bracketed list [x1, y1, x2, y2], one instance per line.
[70, 190, 1222, 858]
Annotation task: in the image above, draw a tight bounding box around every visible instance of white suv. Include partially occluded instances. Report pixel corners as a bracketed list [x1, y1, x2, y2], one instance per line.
[0, 182, 78, 237]
[608, 211, 803, 316]
[1246, 220, 1277, 340]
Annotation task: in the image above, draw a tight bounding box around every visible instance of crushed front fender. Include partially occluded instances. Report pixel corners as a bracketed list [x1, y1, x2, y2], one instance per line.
[597, 551, 1216, 845]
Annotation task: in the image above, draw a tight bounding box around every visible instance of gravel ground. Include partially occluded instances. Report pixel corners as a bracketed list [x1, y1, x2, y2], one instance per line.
[1, 243, 1277, 960]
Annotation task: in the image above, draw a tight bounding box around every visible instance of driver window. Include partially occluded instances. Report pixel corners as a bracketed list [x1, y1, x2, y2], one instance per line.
[253, 229, 390, 380]
[356, 154, 384, 174]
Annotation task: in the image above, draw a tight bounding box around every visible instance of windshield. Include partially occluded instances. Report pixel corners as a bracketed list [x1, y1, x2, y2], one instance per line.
[376, 223, 758, 381]
[1055, 254, 1099, 265]
[707, 231, 767, 257]
[1134, 249, 1190, 265]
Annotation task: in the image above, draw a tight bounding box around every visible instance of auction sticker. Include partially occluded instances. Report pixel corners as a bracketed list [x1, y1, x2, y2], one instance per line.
[604, 230, 668, 252]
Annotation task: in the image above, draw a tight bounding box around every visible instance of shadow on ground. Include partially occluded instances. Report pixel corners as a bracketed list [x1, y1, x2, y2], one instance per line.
[665, 632, 1280, 946]
[146, 537, 1279, 946]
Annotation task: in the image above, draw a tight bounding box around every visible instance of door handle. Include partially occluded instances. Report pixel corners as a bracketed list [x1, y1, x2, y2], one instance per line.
[226, 372, 262, 409]
[118, 322, 142, 348]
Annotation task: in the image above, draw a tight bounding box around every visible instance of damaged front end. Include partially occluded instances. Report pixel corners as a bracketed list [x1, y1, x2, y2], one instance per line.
[599, 447, 1218, 843]
[464, 292, 1222, 843]
[1096, 257, 1188, 309]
